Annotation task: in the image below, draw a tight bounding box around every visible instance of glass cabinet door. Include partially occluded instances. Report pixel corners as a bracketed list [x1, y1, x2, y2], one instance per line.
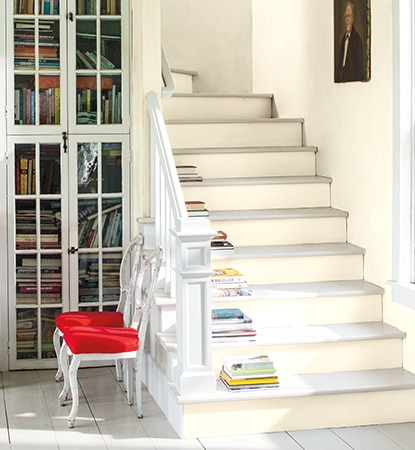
[68, 0, 129, 132]
[69, 135, 129, 313]
[9, 137, 69, 369]
[9, 0, 66, 133]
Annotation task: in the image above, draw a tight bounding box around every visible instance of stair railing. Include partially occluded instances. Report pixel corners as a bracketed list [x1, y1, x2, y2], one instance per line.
[145, 91, 217, 397]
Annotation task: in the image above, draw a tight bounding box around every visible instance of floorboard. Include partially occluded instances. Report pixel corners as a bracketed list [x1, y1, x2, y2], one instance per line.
[2, 368, 415, 449]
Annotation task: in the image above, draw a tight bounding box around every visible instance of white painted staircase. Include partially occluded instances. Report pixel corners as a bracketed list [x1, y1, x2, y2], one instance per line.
[149, 73, 415, 438]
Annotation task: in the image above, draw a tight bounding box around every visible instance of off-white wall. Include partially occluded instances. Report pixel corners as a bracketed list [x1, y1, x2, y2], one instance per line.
[161, 0, 253, 93]
[252, 0, 415, 371]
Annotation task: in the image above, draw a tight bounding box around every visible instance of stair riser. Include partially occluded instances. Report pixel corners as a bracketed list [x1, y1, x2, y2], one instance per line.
[182, 183, 331, 210]
[166, 122, 303, 148]
[211, 254, 364, 284]
[162, 97, 272, 121]
[211, 217, 347, 246]
[174, 151, 316, 177]
[212, 339, 403, 377]
[211, 295, 383, 327]
[180, 390, 415, 438]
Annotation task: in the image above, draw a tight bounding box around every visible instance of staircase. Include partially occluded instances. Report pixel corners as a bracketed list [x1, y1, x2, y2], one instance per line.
[148, 71, 415, 438]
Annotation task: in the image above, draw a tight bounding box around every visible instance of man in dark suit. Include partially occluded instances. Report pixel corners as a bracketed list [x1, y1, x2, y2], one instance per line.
[336, 1, 364, 82]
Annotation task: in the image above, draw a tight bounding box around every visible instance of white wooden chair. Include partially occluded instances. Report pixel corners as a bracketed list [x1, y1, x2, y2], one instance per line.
[58, 246, 163, 428]
[53, 234, 144, 381]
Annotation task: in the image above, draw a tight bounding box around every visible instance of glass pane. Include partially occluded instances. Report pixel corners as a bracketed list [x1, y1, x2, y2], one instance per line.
[102, 142, 122, 192]
[77, 0, 97, 15]
[39, 76, 61, 124]
[39, 19, 60, 70]
[101, 75, 121, 124]
[39, 0, 60, 15]
[40, 200, 61, 249]
[76, 20, 97, 69]
[16, 308, 37, 360]
[15, 199, 36, 249]
[14, 19, 35, 69]
[102, 252, 121, 302]
[78, 199, 98, 248]
[76, 76, 98, 124]
[14, 75, 35, 124]
[41, 254, 62, 304]
[15, 144, 36, 195]
[101, 0, 121, 15]
[40, 143, 61, 194]
[15, 0, 34, 14]
[41, 308, 61, 358]
[101, 19, 121, 69]
[79, 253, 99, 303]
[77, 142, 98, 193]
[102, 198, 122, 247]
[16, 254, 37, 305]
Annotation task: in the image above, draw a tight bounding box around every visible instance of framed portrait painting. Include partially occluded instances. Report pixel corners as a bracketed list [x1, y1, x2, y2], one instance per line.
[334, 0, 371, 83]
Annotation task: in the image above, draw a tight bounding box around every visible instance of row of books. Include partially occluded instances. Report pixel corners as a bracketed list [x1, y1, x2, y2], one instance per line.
[211, 230, 234, 254]
[211, 268, 252, 297]
[220, 354, 279, 391]
[76, 88, 122, 124]
[211, 308, 256, 340]
[77, 0, 121, 15]
[76, 49, 116, 70]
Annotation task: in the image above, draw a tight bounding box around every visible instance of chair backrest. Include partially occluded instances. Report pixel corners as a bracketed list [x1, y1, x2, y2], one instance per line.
[129, 247, 163, 339]
[116, 233, 144, 326]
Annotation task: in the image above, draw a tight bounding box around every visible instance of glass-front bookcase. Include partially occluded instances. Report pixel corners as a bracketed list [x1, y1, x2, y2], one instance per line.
[7, 0, 130, 369]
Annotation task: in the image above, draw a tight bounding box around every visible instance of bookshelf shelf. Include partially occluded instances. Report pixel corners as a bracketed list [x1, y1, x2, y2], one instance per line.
[6, 0, 130, 369]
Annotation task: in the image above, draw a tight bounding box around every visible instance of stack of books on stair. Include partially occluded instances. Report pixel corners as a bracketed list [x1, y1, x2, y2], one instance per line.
[211, 267, 252, 297]
[185, 200, 209, 218]
[211, 308, 256, 339]
[220, 354, 279, 391]
[211, 230, 234, 254]
[176, 165, 203, 182]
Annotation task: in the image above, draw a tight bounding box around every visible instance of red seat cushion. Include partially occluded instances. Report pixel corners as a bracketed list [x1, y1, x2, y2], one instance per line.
[56, 311, 124, 333]
[64, 326, 139, 355]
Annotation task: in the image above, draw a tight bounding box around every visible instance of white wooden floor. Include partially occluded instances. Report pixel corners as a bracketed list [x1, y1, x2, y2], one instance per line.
[1, 367, 415, 449]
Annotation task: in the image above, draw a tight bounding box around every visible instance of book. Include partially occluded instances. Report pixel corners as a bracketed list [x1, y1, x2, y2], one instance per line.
[211, 268, 245, 284]
[220, 369, 279, 386]
[185, 201, 206, 211]
[221, 364, 277, 379]
[176, 165, 198, 175]
[211, 284, 253, 297]
[223, 354, 275, 373]
[211, 308, 245, 320]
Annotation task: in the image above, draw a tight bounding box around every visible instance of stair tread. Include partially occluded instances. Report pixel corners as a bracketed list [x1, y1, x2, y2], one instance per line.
[211, 322, 405, 347]
[209, 207, 349, 221]
[170, 368, 415, 404]
[183, 175, 332, 186]
[173, 146, 318, 154]
[211, 242, 365, 260]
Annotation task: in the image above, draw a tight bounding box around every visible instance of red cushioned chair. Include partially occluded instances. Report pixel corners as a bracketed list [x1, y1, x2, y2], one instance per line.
[58, 246, 163, 428]
[53, 234, 144, 381]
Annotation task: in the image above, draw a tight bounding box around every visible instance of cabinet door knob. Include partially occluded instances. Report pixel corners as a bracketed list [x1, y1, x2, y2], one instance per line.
[68, 12, 74, 22]
[68, 247, 79, 254]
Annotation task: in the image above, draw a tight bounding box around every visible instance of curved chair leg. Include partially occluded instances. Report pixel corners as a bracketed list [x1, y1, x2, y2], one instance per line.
[67, 355, 82, 428]
[58, 342, 70, 406]
[53, 328, 62, 381]
[115, 359, 123, 382]
[124, 358, 134, 406]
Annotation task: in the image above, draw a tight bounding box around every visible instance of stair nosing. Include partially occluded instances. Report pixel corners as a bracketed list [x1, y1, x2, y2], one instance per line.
[181, 175, 332, 187]
[168, 93, 274, 99]
[166, 118, 304, 125]
[209, 207, 349, 221]
[210, 243, 365, 260]
[173, 146, 317, 154]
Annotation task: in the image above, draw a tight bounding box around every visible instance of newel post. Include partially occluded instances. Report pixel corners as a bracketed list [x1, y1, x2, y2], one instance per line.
[172, 218, 217, 396]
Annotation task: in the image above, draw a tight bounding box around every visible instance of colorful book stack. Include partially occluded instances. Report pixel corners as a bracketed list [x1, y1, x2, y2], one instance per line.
[211, 268, 252, 297]
[176, 165, 203, 182]
[211, 230, 234, 254]
[220, 354, 279, 391]
[185, 200, 209, 218]
[211, 308, 256, 339]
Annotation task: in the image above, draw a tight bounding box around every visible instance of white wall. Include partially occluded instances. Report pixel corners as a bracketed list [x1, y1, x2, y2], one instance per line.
[161, 0, 253, 93]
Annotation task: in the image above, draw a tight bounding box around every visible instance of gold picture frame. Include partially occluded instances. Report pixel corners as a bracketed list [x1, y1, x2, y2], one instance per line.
[334, 0, 371, 83]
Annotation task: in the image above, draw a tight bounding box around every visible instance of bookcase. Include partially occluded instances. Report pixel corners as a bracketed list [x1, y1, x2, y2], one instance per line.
[6, 0, 130, 370]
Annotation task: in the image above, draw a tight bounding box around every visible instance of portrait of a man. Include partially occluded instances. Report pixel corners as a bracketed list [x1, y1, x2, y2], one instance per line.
[334, 0, 370, 83]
